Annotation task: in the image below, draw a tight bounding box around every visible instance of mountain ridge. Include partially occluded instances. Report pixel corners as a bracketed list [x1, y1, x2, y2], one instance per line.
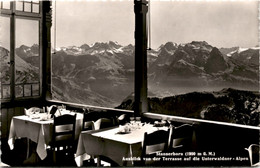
[117, 88, 260, 126]
[3, 40, 259, 107]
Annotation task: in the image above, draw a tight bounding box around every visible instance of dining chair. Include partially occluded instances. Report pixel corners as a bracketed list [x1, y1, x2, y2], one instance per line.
[116, 114, 129, 125]
[94, 117, 115, 130]
[82, 112, 96, 131]
[168, 124, 194, 152]
[140, 129, 170, 166]
[245, 144, 260, 167]
[46, 105, 59, 118]
[50, 114, 76, 165]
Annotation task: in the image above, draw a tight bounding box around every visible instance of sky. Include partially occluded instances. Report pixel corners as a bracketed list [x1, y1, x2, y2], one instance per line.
[52, 0, 258, 49]
[1, 0, 259, 49]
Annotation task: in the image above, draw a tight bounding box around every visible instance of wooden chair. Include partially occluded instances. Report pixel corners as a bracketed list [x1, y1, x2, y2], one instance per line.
[116, 114, 129, 125]
[245, 144, 260, 167]
[82, 112, 96, 131]
[82, 111, 114, 130]
[140, 129, 170, 166]
[169, 124, 193, 152]
[46, 105, 59, 118]
[50, 114, 76, 164]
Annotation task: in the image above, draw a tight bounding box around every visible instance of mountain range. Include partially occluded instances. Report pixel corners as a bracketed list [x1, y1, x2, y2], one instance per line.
[1, 41, 259, 108]
[0, 46, 39, 84]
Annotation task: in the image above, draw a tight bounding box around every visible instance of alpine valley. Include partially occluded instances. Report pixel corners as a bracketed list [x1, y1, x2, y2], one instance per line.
[1, 41, 259, 125]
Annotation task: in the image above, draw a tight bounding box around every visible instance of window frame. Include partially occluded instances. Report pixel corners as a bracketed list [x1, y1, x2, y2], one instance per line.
[0, 1, 42, 102]
[47, 0, 259, 130]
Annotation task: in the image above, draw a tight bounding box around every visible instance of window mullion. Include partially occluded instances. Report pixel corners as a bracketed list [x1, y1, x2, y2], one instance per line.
[10, 1, 15, 100]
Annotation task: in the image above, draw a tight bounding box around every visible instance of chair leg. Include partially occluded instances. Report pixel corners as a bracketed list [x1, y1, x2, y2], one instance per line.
[53, 149, 57, 164]
[26, 138, 30, 159]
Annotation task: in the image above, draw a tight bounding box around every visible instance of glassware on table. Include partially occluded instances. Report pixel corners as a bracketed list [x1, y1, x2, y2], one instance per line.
[130, 117, 135, 124]
[136, 117, 141, 121]
[136, 120, 141, 129]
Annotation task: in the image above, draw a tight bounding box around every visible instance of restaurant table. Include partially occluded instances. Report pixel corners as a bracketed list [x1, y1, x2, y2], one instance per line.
[8, 112, 83, 160]
[75, 123, 168, 167]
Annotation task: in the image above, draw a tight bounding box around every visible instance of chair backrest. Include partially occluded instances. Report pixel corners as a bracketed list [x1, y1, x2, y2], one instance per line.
[245, 144, 260, 167]
[169, 124, 193, 151]
[82, 112, 96, 131]
[47, 105, 58, 118]
[95, 117, 115, 130]
[142, 129, 170, 157]
[116, 114, 129, 125]
[83, 112, 101, 122]
[52, 114, 76, 144]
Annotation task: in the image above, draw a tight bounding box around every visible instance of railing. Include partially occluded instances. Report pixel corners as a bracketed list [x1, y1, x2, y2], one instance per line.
[48, 99, 260, 131]
[0, 82, 40, 99]
[15, 82, 40, 98]
[48, 99, 134, 114]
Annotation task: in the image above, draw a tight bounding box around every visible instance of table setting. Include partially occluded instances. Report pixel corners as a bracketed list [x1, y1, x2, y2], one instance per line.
[75, 117, 169, 166]
[8, 106, 83, 160]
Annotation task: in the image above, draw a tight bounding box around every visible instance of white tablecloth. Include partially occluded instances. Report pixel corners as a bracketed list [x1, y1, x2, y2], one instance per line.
[8, 112, 83, 160]
[75, 124, 168, 166]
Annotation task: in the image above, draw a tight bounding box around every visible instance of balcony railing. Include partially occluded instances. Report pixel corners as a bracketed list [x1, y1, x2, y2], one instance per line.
[0, 82, 40, 99]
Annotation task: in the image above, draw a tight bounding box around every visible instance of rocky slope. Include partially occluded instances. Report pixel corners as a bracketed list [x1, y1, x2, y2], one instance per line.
[117, 88, 260, 126]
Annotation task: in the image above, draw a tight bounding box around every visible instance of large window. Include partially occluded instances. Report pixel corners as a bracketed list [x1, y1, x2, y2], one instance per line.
[0, 1, 42, 101]
[49, 1, 259, 127]
[51, 1, 134, 108]
[15, 19, 40, 98]
[0, 17, 10, 99]
[146, 1, 259, 126]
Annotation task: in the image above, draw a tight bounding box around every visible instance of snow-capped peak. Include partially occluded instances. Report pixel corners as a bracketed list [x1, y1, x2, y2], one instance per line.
[227, 47, 260, 57]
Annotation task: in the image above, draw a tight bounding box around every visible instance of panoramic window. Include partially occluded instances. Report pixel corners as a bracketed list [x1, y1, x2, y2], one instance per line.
[51, 1, 134, 108]
[0, 16, 11, 99]
[0, 1, 42, 100]
[145, 1, 259, 126]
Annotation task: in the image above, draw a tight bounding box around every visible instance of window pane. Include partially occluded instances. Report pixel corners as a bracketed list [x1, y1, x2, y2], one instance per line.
[2, 85, 10, 99]
[15, 18, 40, 98]
[15, 85, 23, 98]
[32, 83, 39, 96]
[16, 1, 24, 11]
[32, 4, 39, 13]
[24, 84, 31, 97]
[24, 2, 31, 12]
[0, 16, 11, 99]
[147, 1, 259, 126]
[2, 1, 10, 9]
[51, 1, 134, 108]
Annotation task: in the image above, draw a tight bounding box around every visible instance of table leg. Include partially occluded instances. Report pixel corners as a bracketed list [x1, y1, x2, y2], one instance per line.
[23, 150, 39, 165]
[97, 156, 101, 167]
[26, 138, 30, 159]
[23, 141, 40, 165]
